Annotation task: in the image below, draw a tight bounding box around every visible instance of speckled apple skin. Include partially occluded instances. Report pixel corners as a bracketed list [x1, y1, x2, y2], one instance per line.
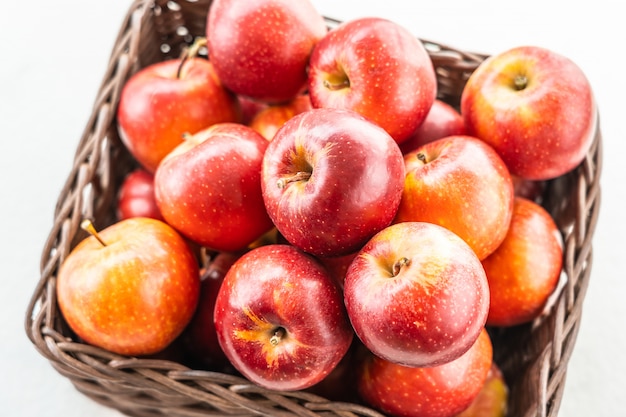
[261, 108, 405, 257]
[213, 244, 354, 391]
[56, 218, 200, 356]
[344, 221, 490, 368]
[461, 45, 597, 180]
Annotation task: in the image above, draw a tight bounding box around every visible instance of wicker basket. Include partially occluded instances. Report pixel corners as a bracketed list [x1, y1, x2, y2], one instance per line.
[25, 0, 602, 416]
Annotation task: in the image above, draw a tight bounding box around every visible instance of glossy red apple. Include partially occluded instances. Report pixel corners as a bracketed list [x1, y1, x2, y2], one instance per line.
[482, 196, 563, 327]
[249, 94, 312, 140]
[117, 57, 241, 173]
[116, 168, 164, 221]
[357, 328, 493, 417]
[261, 108, 405, 257]
[344, 221, 490, 368]
[399, 99, 466, 154]
[206, 0, 327, 103]
[213, 244, 354, 391]
[461, 45, 597, 180]
[395, 135, 514, 260]
[56, 218, 200, 356]
[154, 123, 274, 252]
[308, 17, 437, 144]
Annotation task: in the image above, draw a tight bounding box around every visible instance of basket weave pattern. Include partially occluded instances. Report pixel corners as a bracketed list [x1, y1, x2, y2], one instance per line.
[25, 1, 602, 416]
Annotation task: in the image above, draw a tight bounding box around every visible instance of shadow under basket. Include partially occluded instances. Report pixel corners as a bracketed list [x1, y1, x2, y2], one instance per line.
[25, 0, 603, 416]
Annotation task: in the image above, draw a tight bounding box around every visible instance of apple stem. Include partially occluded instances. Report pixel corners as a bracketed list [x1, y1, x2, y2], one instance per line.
[80, 219, 107, 247]
[269, 327, 286, 346]
[177, 37, 208, 79]
[513, 74, 528, 91]
[276, 171, 311, 189]
[323, 78, 350, 91]
[416, 152, 427, 164]
[392, 257, 411, 277]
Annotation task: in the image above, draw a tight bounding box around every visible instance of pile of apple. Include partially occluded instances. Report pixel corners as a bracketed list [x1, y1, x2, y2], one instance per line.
[56, 0, 597, 416]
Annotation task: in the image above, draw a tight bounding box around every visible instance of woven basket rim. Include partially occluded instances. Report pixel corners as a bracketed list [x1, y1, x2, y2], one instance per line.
[25, 1, 603, 416]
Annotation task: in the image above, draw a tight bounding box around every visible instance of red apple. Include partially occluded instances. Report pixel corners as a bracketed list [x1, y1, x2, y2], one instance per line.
[357, 328, 493, 417]
[181, 251, 242, 369]
[261, 108, 405, 257]
[344, 221, 490, 368]
[206, 0, 327, 103]
[456, 362, 508, 417]
[395, 135, 514, 260]
[154, 123, 274, 252]
[117, 56, 241, 173]
[308, 17, 437, 144]
[482, 196, 563, 327]
[213, 244, 354, 391]
[461, 45, 597, 180]
[249, 94, 313, 140]
[399, 99, 466, 154]
[56, 218, 200, 356]
[116, 168, 164, 221]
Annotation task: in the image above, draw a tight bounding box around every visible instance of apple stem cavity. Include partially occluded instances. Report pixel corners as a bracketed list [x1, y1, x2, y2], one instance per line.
[392, 257, 411, 277]
[80, 219, 107, 247]
[277, 171, 312, 189]
[513, 74, 529, 91]
[177, 37, 208, 79]
[323, 73, 351, 91]
[269, 327, 286, 346]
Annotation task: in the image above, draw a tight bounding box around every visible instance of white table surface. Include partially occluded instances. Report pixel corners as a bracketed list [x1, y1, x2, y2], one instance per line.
[2, 0, 623, 416]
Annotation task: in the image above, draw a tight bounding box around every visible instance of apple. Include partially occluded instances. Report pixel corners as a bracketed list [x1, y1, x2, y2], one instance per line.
[117, 56, 241, 173]
[249, 94, 313, 140]
[343, 221, 490, 368]
[399, 99, 466, 154]
[357, 328, 493, 417]
[461, 45, 597, 180]
[116, 168, 164, 221]
[307, 16, 437, 144]
[456, 362, 508, 417]
[206, 0, 327, 103]
[395, 135, 514, 260]
[56, 218, 200, 356]
[261, 108, 405, 257]
[180, 251, 242, 369]
[213, 244, 354, 391]
[154, 123, 274, 252]
[482, 196, 563, 327]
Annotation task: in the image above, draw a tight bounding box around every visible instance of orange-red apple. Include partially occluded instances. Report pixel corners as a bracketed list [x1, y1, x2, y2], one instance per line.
[461, 45, 597, 180]
[56, 218, 200, 356]
[117, 57, 240, 173]
[154, 123, 274, 252]
[395, 135, 514, 260]
[482, 196, 563, 327]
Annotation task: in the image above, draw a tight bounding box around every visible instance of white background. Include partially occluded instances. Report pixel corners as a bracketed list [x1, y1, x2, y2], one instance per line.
[1, 0, 624, 416]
